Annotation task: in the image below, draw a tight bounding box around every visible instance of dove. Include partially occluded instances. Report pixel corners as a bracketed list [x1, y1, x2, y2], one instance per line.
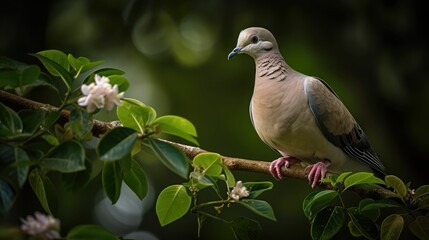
[228, 27, 385, 188]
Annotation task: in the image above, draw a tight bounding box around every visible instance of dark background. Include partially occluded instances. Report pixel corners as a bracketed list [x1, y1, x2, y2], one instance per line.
[1, 0, 428, 239]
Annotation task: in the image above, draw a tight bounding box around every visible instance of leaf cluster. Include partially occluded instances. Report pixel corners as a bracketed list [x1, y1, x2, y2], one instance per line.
[1, 50, 123, 216]
[155, 152, 275, 239]
[304, 172, 429, 240]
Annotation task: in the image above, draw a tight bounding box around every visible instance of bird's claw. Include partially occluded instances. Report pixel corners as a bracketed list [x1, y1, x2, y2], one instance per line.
[305, 160, 331, 188]
[269, 156, 299, 180]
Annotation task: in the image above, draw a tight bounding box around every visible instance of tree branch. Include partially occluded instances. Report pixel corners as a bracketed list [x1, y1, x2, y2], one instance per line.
[0, 89, 395, 199]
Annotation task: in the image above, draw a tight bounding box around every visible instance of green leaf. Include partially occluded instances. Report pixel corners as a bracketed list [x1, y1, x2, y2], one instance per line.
[12, 147, 30, 188]
[385, 175, 407, 198]
[0, 143, 14, 165]
[67, 54, 103, 75]
[30, 53, 73, 90]
[18, 109, 43, 134]
[62, 159, 92, 191]
[130, 138, 142, 156]
[358, 198, 380, 221]
[32, 74, 61, 94]
[335, 172, 352, 185]
[1, 145, 30, 188]
[43, 111, 61, 128]
[320, 176, 334, 185]
[193, 152, 222, 177]
[96, 68, 125, 75]
[119, 153, 131, 173]
[303, 190, 339, 219]
[344, 172, 385, 191]
[0, 179, 15, 215]
[116, 98, 157, 133]
[348, 212, 378, 240]
[123, 158, 148, 200]
[69, 108, 93, 140]
[108, 75, 129, 92]
[156, 185, 191, 226]
[0, 103, 23, 137]
[221, 164, 236, 188]
[348, 220, 363, 237]
[83, 68, 125, 84]
[153, 115, 198, 145]
[229, 217, 261, 240]
[311, 206, 344, 240]
[97, 127, 137, 162]
[0, 69, 19, 88]
[189, 172, 215, 190]
[238, 199, 276, 221]
[148, 138, 189, 179]
[42, 176, 57, 214]
[0, 56, 21, 87]
[35, 50, 70, 74]
[381, 214, 404, 240]
[359, 198, 400, 213]
[243, 182, 273, 199]
[41, 140, 85, 173]
[417, 197, 429, 211]
[41, 134, 60, 146]
[29, 169, 51, 214]
[415, 185, 429, 199]
[0, 64, 40, 88]
[19, 65, 40, 86]
[102, 161, 123, 204]
[67, 224, 119, 240]
[409, 216, 429, 240]
[357, 198, 399, 222]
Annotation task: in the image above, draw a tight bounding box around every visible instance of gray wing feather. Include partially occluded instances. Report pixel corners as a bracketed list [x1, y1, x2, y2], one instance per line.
[305, 77, 386, 176]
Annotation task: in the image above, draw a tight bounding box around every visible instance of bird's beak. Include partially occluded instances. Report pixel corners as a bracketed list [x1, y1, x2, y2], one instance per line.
[228, 47, 242, 60]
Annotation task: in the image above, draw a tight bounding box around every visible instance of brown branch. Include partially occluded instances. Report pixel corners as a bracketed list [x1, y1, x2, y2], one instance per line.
[0, 90, 119, 136]
[0, 89, 395, 199]
[162, 139, 307, 180]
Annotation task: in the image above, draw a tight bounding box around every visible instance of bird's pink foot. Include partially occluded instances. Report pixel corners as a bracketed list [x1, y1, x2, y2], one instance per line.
[305, 160, 331, 188]
[269, 156, 300, 180]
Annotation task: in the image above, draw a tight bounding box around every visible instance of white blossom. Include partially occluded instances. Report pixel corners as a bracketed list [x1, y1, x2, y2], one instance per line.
[78, 74, 124, 113]
[21, 212, 61, 239]
[229, 180, 250, 201]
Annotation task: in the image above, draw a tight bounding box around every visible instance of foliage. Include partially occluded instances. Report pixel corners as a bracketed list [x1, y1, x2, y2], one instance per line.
[306, 172, 429, 239]
[155, 152, 275, 237]
[0, 50, 274, 239]
[1, 50, 428, 239]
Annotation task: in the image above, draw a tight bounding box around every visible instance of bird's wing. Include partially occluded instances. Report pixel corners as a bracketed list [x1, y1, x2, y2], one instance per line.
[304, 77, 385, 175]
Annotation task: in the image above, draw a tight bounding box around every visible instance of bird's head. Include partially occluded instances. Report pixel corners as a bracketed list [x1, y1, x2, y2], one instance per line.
[228, 27, 278, 60]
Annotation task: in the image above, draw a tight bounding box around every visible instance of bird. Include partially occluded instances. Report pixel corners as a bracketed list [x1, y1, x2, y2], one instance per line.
[228, 27, 386, 188]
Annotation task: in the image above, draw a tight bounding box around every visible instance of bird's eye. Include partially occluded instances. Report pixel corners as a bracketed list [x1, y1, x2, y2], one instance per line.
[250, 35, 259, 43]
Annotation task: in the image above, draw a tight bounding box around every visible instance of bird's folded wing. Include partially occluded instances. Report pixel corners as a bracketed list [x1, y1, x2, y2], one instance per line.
[304, 77, 385, 175]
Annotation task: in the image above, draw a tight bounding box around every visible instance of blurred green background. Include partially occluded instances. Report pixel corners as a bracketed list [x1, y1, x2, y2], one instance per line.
[1, 0, 428, 239]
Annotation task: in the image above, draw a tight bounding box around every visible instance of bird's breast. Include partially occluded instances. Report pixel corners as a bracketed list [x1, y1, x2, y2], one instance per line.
[251, 79, 310, 146]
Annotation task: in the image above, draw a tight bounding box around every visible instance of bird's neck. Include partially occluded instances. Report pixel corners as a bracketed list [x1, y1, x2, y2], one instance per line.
[252, 52, 294, 110]
[254, 52, 291, 83]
